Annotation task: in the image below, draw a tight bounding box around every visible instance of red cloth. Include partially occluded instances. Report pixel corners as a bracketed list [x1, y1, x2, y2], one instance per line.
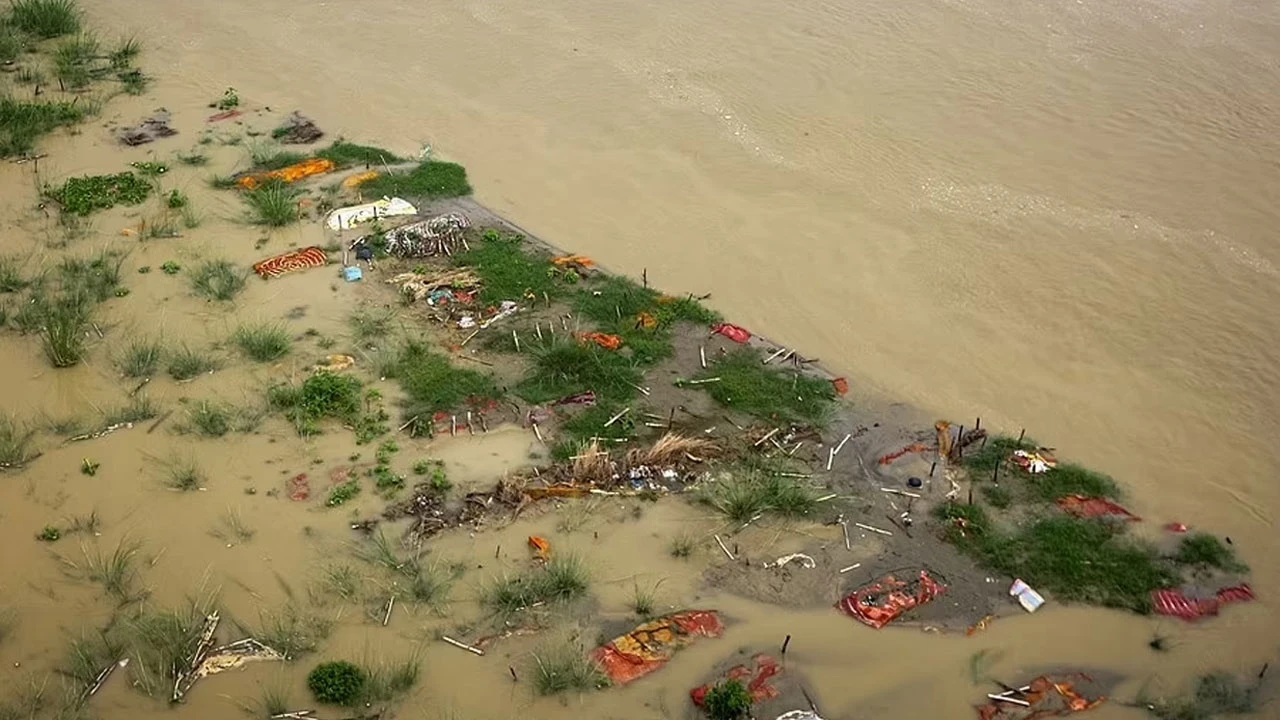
[690, 654, 781, 707]
[253, 246, 328, 278]
[711, 323, 751, 343]
[286, 473, 310, 501]
[1151, 584, 1253, 621]
[837, 569, 947, 629]
[1056, 495, 1140, 521]
[591, 611, 724, 685]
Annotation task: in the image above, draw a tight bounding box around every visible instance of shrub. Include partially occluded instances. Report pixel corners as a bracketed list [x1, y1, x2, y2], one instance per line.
[703, 679, 752, 720]
[306, 661, 366, 706]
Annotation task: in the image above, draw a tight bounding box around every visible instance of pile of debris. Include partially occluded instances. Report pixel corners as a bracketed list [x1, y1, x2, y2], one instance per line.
[519, 434, 722, 498]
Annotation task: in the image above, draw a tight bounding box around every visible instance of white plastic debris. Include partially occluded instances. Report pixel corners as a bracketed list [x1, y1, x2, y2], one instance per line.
[776, 712, 825, 720]
[765, 553, 816, 570]
[325, 196, 417, 231]
[1010, 578, 1045, 612]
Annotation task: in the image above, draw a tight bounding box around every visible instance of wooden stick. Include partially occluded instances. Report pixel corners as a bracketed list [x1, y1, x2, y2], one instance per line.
[532, 423, 544, 444]
[699, 345, 706, 368]
[781, 635, 792, 654]
[382, 596, 395, 626]
[512, 329, 520, 352]
[397, 415, 419, 433]
[838, 563, 861, 574]
[987, 695, 1031, 707]
[603, 407, 630, 427]
[146, 411, 173, 434]
[855, 522, 893, 536]
[442, 636, 485, 656]
[509, 666, 518, 682]
[826, 447, 836, 471]
[763, 347, 788, 364]
[753, 428, 780, 447]
[1017, 428, 1026, 446]
[460, 329, 479, 346]
[880, 488, 922, 498]
[714, 534, 735, 560]
[833, 433, 852, 456]
[479, 413, 488, 433]
[628, 382, 651, 396]
[841, 520, 850, 549]
[450, 415, 456, 436]
[685, 377, 720, 385]
[814, 493, 837, 502]
[789, 441, 804, 456]
[535, 322, 543, 340]
[466, 411, 474, 435]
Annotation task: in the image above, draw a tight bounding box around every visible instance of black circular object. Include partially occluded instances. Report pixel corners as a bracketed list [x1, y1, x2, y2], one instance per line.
[907, 476, 923, 488]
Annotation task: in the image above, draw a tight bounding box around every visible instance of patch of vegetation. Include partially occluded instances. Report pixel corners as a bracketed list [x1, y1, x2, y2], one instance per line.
[164, 458, 204, 491]
[574, 275, 720, 364]
[49, 172, 152, 216]
[515, 336, 643, 406]
[38, 525, 61, 542]
[35, 291, 91, 367]
[454, 230, 560, 305]
[1175, 533, 1247, 572]
[176, 150, 208, 166]
[694, 348, 835, 425]
[161, 260, 181, 274]
[117, 337, 165, 377]
[0, 24, 30, 63]
[176, 400, 263, 437]
[77, 537, 141, 600]
[103, 396, 157, 425]
[359, 655, 421, 705]
[981, 485, 1012, 509]
[358, 160, 470, 200]
[389, 341, 500, 425]
[327, 480, 360, 507]
[0, 96, 90, 158]
[11, 0, 81, 39]
[1141, 671, 1261, 720]
[307, 661, 365, 706]
[167, 344, 220, 380]
[936, 503, 1179, 613]
[703, 679, 752, 720]
[320, 565, 362, 602]
[669, 533, 695, 559]
[244, 178, 302, 226]
[51, 31, 99, 89]
[700, 470, 817, 523]
[189, 259, 247, 301]
[0, 256, 27, 293]
[631, 579, 662, 618]
[348, 306, 397, 345]
[482, 554, 590, 616]
[213, 87, 239, 111]
[232, 322, 291, 362]
[248, 141, 307, 171]
[118, 594, 220, 697]
[210, 508, 255, 543]
[59, 249, 125, 302]
[165, 189, 188, 209]
[530, 638, 606, 696]
[314, 141, 403, 168]
[268, 371, 363, 436]
[252, 605, 332, 659]
[130, 160, 167, 177]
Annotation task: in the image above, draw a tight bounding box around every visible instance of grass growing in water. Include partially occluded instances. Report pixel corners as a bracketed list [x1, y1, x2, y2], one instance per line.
[252, 605, 332, 660]
[695, 348, 836, 425]
[189, 259, 247, 301]
[936, 503, 1179, 613]
[164, 457, 204, 491]
[515, 336, 643, 405]
[49, 172, 152, 215]
[358, 160, 470, 199]
[167, 344, 220, 380]
[210, 508, 255, 543]
[103, 396, 157, 425]
[454, 230, 561, 305]
[36, 291, 91, 367]
[233, 322, 291, 361]
[0, 256, 27, 293]
[962, 435, 1121, 502]
[0, 96, 90, 158]
[348, 306, 397, 345]
[389, 341, 499, 421]
[315, 141, 403, 168]
[1175, 533, 1246, 572]
[117, 337, 164, 377]
[482, 554, 590, 616]
[700, 470, 817, 523]
[1141, 671, 1260, 720]
[529, 638, 606, 696]
[77, 537, 140, 600]
[10, 0, 81, 39]
[176, 400, 263, 436]
[359, 655, 421, 705]
[118, 594, 219, 697]
[269, 371, 363, 436]
[669, 533, 695, 559]
[0, 416, 38, 467]
[244, 179, 302, 226]
[573, 274, 720, 364]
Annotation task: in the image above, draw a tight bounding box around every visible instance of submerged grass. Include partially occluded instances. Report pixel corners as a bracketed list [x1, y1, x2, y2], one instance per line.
[244, 179, 302, 226]
[119, 593, 219, 697]
[252, 605, 332, 659]
[232, 322, 291, 361]
[1175, 533, 1247, 572]
[189, 259, 247, 301]
[482, 554, 590, 616]
[358, 654, 421, 705]
[0, 256, 27, 293]
[0, 416, 38, 468]
[696, 348, 836, 425]
[348, 306, 397, 345]
[529, 638, 606, 696]
[103, 396, 157, 426]
[315, 141, 403, 168]
[176, 400, 264, 437]
[167, 344, 220, 380]
[358, 160, 470, 200]
[75, 537, 141, 600]
[1142, 672, 1261, 720]
[0, 95, 90, 158]
[117, 337, 165, 378]
[36, 291, 91, 367]
[164, 457, 204, 491]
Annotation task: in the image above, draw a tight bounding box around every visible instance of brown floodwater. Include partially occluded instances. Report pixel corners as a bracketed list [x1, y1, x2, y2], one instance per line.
[2, 0, 1279, 717]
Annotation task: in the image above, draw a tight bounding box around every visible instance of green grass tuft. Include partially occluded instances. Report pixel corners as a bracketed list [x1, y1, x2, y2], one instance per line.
[248, 142, 307, 171]
[515, 336, 643, 405]
[529, 638, 606, 696]
[167, 344, 220, 380]
[189, 259, 247, 301]
[244, 179, 302, 227]
[1175, 533, 1247, 572]
[119, 594, 220, 697]
[103, 396, 157, 425]
[0, 416, 38, 468]
[348, 306, 397, 344]
[482, 554, 590, 616]
[117, 337, 165, 378]
[700, 470, 816, 523]
[315, 141, 403, 168]
[232, 322, 291, 361]
[164, 457, 204, 491]
[269, 371, 363, 437]
[177, 400, 263, 437]
[0, 96, 89, 158]
[695, 348, 835, 425]
[358, 160, 471, 200]
[10, 0, 81, 39]
[36, 291, 91, 367]
[389, 341, 499, 424]
[0, 256, 28, 293]
[79, 537, 141, 600]
[936, 503, 1179, 613]
[573, 274, 720, 364]
[454, 229, 561, 305]
[669, 533, 695, 559]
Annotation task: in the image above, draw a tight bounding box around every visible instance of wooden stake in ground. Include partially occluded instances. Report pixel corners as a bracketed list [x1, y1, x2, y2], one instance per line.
[603, 407, 630, 427]
[714, 534, 735, 560]
[441, 636, 485, 656]
[382, 596, 395, 626]
[700, 345, 707, 368]
[512, 329, 520, 352]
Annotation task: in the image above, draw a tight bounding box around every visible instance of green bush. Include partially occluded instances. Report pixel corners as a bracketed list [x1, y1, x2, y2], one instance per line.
[306, 661, 366, 706]
[703, 679, 752, 720]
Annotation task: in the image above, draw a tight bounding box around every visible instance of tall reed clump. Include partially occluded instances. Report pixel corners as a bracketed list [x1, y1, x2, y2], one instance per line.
[10, 0, 82, 39]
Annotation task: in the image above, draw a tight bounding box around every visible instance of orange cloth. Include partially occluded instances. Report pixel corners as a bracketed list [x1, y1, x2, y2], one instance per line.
[577, 332, 623, 351]
[342, 170, 380, 188]
[591, 611, 724, 685]
[237, 158, 336, 190]
[528, 536, 551, 560]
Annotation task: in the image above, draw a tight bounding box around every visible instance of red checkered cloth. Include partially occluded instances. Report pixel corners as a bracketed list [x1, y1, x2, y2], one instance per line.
[253, 246, 328, 278]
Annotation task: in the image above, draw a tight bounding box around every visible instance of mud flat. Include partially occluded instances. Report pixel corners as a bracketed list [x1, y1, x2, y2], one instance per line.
[0, 4, 1269, 719]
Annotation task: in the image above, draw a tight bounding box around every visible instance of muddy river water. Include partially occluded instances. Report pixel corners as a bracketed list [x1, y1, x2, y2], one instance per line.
[3, 0, 1279, 717]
